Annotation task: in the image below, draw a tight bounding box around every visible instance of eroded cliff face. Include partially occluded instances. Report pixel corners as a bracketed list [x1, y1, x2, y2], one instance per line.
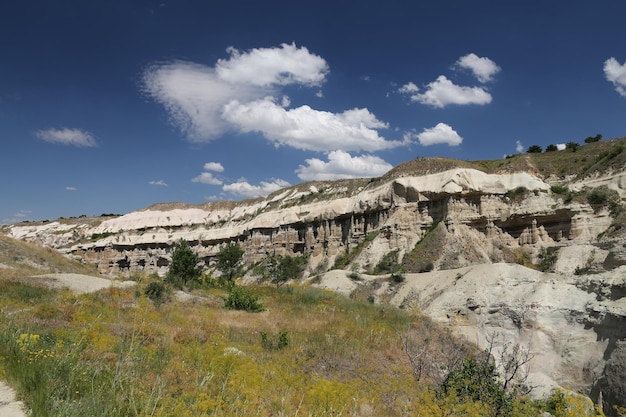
[7, 168, 605, 277]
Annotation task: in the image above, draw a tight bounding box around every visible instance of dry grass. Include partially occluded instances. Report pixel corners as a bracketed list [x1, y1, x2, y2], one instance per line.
[0, 235, 99, 279]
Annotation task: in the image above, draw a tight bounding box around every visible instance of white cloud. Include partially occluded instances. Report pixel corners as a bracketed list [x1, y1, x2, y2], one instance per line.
[403, 76, 492, 108]
[223, 178, 290, 199]
[143, 43, 328, 142]
[192, 172, 223, 185]
[416, 123, 463, 146]
[203, 162, 224, 172]
[516, 140, 524, 153]
[142, 61, 261, 140]
[604, 57, 626, 98]
[65, 186, 77, 191]
[296, 150, 393, 181]
[456, 53, 501, 83]
[556, 143, 566, 151]
[398, 82, 419, 94]
[223, 98, 400, 152]
[149, 180, 168, 186]
[216, 43, 328, 87]
[36, 128, 98, 147]
[143, 43, 399, 152]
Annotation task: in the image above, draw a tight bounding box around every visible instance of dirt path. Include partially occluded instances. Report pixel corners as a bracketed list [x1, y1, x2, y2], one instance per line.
[0, 381, 26, 417]
[0, 273, 137, 416]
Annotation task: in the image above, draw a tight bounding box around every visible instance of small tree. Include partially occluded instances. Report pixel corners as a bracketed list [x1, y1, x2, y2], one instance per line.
[545, 144, 559, 152]
[584, 134, 602, 143]
[215, 242, 244, 283]
[526, 145, 542, 153]
[166, 239, 203, 289]
[261, 253, 306, 287]
[566, 141, 580, 152]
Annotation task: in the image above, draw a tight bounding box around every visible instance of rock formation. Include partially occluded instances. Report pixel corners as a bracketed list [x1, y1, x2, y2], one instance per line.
[5, 145, 626, 414]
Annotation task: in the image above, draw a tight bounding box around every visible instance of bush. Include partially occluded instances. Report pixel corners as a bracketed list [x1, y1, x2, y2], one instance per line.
[545, 144, 559, 152]
[527, 145, 542, 153]
[584, 134, 602, 143]
[144, 281, 169, 306]
[223, 286, 264, 312]
[566, 141, 580, 152]
[550, 185, 569, 195]
[260, 330, 289, 350]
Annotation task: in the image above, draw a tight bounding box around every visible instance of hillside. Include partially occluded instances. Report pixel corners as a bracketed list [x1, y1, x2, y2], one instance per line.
[4, 137, 626, 414]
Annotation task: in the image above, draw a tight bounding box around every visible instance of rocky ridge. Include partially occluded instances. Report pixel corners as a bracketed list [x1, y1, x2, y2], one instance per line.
[4, 140, 626, 414]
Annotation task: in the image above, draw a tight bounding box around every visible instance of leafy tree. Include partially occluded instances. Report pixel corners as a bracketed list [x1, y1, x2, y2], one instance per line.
[262, 253, 306, 287]
[216, 242, 244, 283]
[165, 239, 203, 289]
[566, 141, 580, 152]
[526, 145, 542, 153]
[584, 134, 602, 143]
[545, 144, 559, 152]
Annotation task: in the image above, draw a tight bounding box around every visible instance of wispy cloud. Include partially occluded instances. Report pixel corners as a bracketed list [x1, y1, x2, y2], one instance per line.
[149, 180, 168, 186]
[143, 43, 402, 152]
[296, 150, 392, 181]
[222, 178, 290, 198]
[36, 128, 98, 147]
[65, 186, 77, 191]
[604, 57, 626, 98]
[2, 210, 31, 224]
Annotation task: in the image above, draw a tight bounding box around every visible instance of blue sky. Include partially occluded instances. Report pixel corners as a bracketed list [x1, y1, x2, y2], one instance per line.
[2, 1, 626, 223]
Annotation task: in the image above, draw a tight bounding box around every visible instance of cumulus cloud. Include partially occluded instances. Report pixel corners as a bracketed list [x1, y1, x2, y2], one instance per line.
[604, 57, 626, 98]
[456, 53, 501, 83]
[192, 172, 223, 185]
[149, 180, 168, 186]
[222, 178, 290, 198]
[296, 150, 393, 181]
[516, 140, 524, 153]
[222, 98, 400, 152]
[143, 43, 399, 151]
[35, 128, 98, 147]
[203, 162, 224, 172]
[403, 76, 492, 108]
[215, 43, 328, 87]
[556, 143, 566, 151]
[415, 123, 463, 146]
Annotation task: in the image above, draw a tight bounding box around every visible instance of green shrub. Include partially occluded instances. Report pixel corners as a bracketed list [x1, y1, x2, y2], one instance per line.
[527, 145, 542, 153]
[374, 250, 400, 274]
[144, 281, 168, 306]
[223, 286, 264, 312]
[545, 144, 559, 152]
[260, 330, 289, 350]
[550, 185, 569, 195]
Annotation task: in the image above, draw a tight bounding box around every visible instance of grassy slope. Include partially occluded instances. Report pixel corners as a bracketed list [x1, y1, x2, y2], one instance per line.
[0, 235, 583, 416]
